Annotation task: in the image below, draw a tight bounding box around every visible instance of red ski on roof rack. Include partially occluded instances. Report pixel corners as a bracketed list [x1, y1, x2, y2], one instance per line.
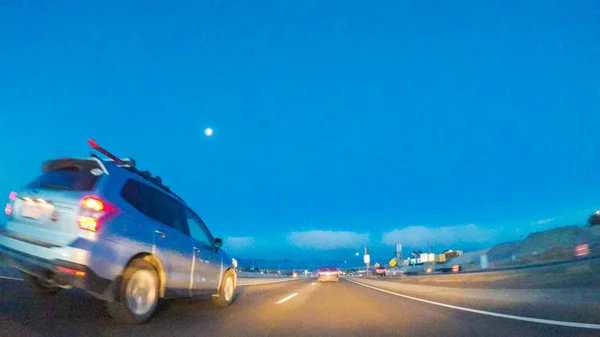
[88, 138, 184, 202]
[88, 138, 125, 165]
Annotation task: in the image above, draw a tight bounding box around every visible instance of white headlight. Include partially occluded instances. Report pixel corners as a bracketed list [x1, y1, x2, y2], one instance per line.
[232, 258, 238, 268]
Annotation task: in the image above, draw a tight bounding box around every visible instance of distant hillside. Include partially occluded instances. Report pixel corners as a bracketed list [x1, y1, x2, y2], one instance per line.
[485, 225, 600, 265]
[487, 241, 521, 262]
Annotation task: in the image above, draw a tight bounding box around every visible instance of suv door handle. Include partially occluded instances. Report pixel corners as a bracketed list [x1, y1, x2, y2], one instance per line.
[154, 230, 167, 238]
[194, 247, 201, 253]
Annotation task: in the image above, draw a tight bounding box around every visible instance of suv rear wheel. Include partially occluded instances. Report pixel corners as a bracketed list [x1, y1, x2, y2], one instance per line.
[23, 273, 61, 295]
[212, 269, 236, 307]
[107, 259, 159, 324]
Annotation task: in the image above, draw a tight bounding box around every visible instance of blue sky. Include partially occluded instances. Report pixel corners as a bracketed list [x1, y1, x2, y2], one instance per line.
[1, 1, 599, 263]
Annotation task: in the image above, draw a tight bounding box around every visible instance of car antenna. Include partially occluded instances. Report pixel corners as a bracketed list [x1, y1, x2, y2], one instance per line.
[88, 138, 125, 165]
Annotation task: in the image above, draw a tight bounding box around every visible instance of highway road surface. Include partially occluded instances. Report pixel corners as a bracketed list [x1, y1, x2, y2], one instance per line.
[1, 273, 599, 337]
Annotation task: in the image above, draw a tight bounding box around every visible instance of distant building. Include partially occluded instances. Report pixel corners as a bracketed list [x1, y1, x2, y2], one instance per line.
[419, 253, 435, 263]
[443, 250, 463, 259]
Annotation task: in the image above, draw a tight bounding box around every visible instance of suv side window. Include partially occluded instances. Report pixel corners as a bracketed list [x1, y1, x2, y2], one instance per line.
[153, 189, 189, 235]
[121, 179, 189, 235]
[120, 179, 153, 217]
[185, 209, 213, 248]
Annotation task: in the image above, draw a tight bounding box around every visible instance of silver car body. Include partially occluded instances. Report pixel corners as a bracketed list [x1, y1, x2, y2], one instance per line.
[0, 156, 236, 302]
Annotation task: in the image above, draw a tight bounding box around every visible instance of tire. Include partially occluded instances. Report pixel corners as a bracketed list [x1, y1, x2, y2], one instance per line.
[107, 259, 160, 324]
[23, 273, 60, 296]
[212, 269, 236, 307]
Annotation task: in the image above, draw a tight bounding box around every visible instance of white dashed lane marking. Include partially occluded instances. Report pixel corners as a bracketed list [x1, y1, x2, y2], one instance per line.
[0, 275, 22, 281]
[276, 293, 298, 304]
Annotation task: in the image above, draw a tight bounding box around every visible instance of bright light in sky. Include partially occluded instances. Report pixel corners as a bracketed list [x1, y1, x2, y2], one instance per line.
[204, 128, 214, 137]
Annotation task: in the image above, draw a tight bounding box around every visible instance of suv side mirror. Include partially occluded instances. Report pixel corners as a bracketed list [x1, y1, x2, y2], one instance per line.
[214, 238, 223, 248]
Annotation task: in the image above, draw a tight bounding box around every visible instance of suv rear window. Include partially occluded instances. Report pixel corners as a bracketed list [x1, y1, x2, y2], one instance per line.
[27, 158, 103, 191]
[28, 169, 100, 191]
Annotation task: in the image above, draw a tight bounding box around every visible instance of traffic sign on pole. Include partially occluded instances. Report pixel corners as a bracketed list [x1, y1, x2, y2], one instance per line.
[363, 254, 370, 264]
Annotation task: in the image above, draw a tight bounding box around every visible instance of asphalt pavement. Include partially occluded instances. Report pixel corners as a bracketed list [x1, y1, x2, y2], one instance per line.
[1, 273, 599, 337]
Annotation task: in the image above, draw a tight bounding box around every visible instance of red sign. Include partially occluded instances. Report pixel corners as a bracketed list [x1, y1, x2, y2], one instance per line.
[575, 244, 589, 257]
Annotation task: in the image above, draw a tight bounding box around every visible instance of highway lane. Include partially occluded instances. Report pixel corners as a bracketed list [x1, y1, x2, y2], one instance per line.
[1, 276, 599, 336]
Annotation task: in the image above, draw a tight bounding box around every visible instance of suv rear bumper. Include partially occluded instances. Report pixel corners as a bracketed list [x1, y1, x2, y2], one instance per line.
[0, 244, 117, 301]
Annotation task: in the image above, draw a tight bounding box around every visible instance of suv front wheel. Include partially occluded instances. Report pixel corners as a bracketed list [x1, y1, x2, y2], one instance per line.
[107, 259, 160, 324]
[212, 269, 236, 307]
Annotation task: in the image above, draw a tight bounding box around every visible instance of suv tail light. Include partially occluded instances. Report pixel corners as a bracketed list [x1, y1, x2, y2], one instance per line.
[5, 191, 16, 217]
[78, 197, 118, 232]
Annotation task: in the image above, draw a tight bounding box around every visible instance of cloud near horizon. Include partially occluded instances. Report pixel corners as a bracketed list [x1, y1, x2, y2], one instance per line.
[288, 230, 369, 250]
[381, 224, 497, 248]
[534, 218, 554, 225]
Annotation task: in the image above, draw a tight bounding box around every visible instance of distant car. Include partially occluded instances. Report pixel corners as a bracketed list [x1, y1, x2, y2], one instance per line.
[375, 266, 387, 276]
[0, 139, 238, 324]
[317, 267, 340, 282]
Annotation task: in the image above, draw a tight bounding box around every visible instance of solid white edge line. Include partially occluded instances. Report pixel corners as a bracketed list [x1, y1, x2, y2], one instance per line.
[346, 278, 600, 330]
[0, 275, 23, 281]
[276, 293, 298, 304]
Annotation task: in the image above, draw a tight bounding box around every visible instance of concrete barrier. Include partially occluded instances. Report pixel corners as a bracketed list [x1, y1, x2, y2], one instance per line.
[237, 277, 300, 286]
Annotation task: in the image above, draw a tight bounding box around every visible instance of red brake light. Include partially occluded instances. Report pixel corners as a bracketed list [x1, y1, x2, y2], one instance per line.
[9, 191, 16, 200]
[78, 197, 117, 232]
[81, 197, 104, 211]
[78, 218, 99, 231]
[4, 204, 12, 215]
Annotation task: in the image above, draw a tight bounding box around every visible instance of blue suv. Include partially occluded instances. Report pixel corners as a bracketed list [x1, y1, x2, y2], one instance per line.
[0, 139, 237, 324]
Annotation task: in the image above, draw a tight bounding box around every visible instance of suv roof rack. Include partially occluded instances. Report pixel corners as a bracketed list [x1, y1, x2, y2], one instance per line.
[88, 138, 184, 203]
